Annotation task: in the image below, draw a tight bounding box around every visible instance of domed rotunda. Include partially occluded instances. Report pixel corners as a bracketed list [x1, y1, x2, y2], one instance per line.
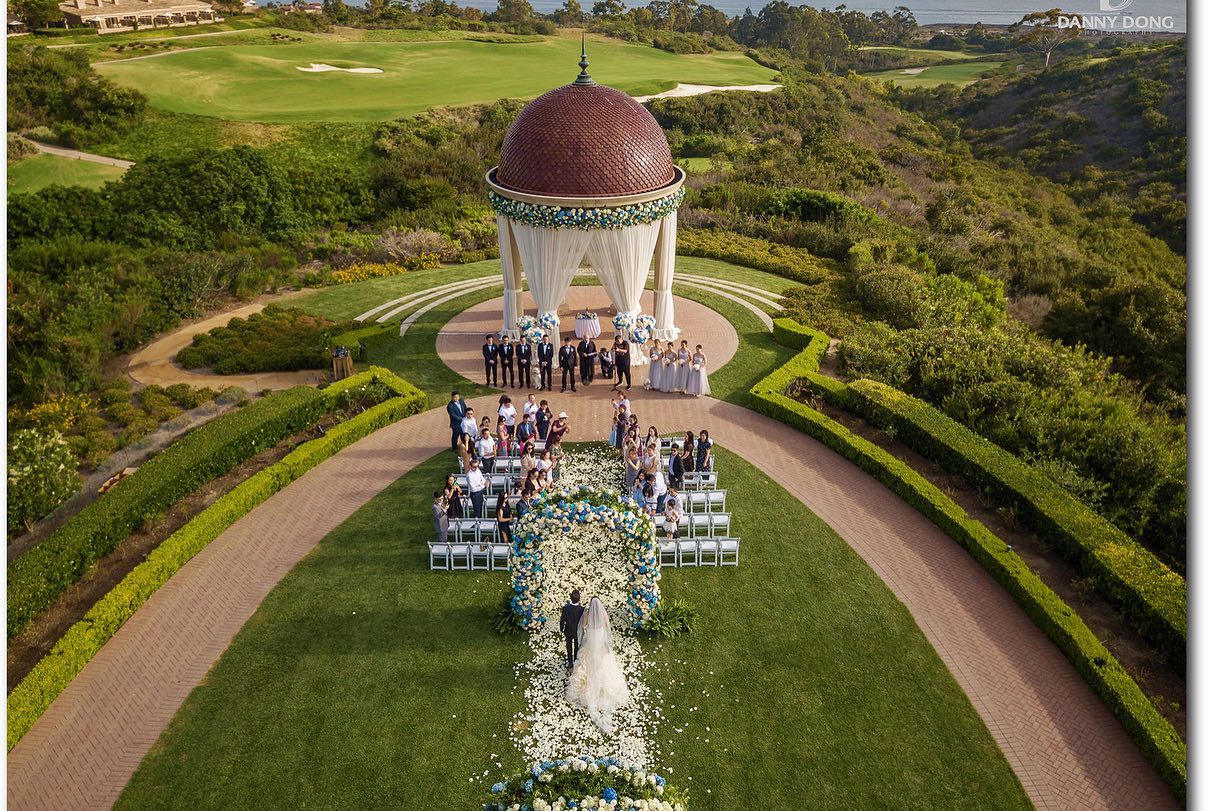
[486, 45, 685, 342]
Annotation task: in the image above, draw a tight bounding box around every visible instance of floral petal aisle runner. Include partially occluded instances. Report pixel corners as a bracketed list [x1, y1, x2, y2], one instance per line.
[510, 448, 661, 767]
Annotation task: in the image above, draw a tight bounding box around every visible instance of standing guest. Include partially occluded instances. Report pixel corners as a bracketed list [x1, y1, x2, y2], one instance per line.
[646, 425, 659, 447]
[523, 393, 539, 422]
[535, 468, 551, 492]
[456, 433, 474, 474]
[515, 412, 536, 447]
[598, 344, 615, 383]
[612, 335, 631, 391]
[651, 460, 668, 512]
[577, 335, 598, 384]
[619, 393, 633, 419]
[446, 391, 467, 449]
[537, 449, 557, 481]
[461, 407, 480, 442]
[536, 334, 555, 391]
[495, 491, 514, 546]
[520, 443, 538, 479]
[498, 395, 517, 435]
[444, 474, 465, 519]
[674, 340, 692, 393]
[625, 447, 642, 494]
[516, 336, 533, 389]
[433, 491, 449, 543]
[687, 344, 711, 397]
[482, 334, 500, 387]
[476, 428, 497, 473]
[499, 335, 516, 388]
[667, 443, 684, 490]
[558, 336, 578, 393]
[608, 403, 621, 449]
[466, 458, 487, 517]
[646, 339, 663, 391]
[547, 411, 570, 452]
[631, 471, 647, 504]
[682, 431, 697, 474]
[536, 399, 553, 441]
[497, 424, 514, 459]
[641, 481, 656, 516]
[480, 416, 492, 440]
[697, 429, 714, 472]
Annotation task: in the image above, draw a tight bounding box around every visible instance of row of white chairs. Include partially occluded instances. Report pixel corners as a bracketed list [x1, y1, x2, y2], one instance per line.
[453, 473, 526, 495]
[653, 512, 732, 538]
[429, 542, 510, 571]
[659, 537, 740, 566]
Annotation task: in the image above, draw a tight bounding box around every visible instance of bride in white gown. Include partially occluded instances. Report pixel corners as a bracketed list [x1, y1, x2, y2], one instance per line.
[566, 597, 630, 734]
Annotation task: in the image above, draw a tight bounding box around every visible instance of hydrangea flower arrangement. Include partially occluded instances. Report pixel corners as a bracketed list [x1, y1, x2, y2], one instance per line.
[485, 756, 687, 811]
[630, 326, 650, 344]
[634, 315, 657, 333]
[488, 188, 686, 231]
[509, 485, 661, 631]
[539, 312, 560, 332]
[517, 315, 547, 342]
[612, 313, 634, 333]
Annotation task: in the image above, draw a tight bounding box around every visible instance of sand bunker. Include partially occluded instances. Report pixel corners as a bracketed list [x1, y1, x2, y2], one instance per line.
[900, 68, 928, 75]
[632, 83, 781, 102]
[296, 63, 383, 74]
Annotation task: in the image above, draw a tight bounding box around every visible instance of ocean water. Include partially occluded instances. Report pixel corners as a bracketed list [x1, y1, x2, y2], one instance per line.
[463, 0, 1187, 32]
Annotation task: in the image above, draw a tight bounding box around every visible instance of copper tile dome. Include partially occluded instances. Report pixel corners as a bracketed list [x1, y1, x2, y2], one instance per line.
[496, 82, 677, 198]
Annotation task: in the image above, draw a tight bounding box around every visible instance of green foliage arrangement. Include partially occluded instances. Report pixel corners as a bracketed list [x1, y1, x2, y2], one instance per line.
[845, 379, 1186, 668]
[6, 429, 80, 534]
[6, 386, 329, 640]
[6, 367, 427, 751]
[641, 598, 698, 638]
[175, 306, 360, 374]
[748, 320, 1186, 801]
[493, 596, 526, 635]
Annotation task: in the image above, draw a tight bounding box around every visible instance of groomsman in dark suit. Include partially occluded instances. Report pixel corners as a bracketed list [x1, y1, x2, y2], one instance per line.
[558, 336, 578, 393]
[612, 335, 631, 391]
[516, 337, 533, 389]
[576, 336, 597, 385]
[500, 335, 516, 388]
[482, 335, 499, 387]
[536, 335, 554, 391]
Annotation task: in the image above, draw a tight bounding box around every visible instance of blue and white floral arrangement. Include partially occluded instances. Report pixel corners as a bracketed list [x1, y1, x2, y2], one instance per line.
[486, 756, 686, 811]
[488, 188, 685, 232]
[509, 485, 661, 631]
[538, 312, 560, 332]
[612, 313, 634, 333]
[516, 315, 546, 342]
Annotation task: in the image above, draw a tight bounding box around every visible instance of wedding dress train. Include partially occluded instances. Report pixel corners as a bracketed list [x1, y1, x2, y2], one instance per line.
[566, 597, 630, 733]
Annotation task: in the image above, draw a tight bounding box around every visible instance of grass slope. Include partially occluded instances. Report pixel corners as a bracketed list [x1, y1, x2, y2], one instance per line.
[864, 61, 1003, 88]
[7, 154, 127, 193]
[94, 36, 777, 123]
[115, 447, 1030, 809]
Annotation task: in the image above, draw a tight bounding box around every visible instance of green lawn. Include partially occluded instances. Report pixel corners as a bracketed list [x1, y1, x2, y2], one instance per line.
[93, 35, 778, 123]
[7, 153, 127, 193]
[864, 61, 1003, 88]
[115, 446, 1029, 809]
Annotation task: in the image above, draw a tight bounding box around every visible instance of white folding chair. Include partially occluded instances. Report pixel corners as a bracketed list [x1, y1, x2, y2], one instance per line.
[429, 542, 451, 571]
[677, 539, 700, 566]
[490, 543, 510, 571]
[697, 539, 720, 566]
[710, 514, 731, 536]
[688, 492, 709, 514]
[719, 538, 739, 566]
[471, 544, 491, 570]
[659, 540, 679, 567]
[690, 513, 711, 538]
[476, 519, 497, 544]
[707, 490, 727, 514]
[489, 474, 509, 494]
[455, 474, 469, 490]
[448, 544, 471, 571]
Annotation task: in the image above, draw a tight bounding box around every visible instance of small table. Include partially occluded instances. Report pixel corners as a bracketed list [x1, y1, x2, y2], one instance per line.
[575, 316, 601, 339]
[331, 354, 354, 381]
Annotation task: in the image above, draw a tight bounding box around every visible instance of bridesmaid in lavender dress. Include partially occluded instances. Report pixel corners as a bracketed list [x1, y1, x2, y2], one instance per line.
[686, 345, 710, 397]
[659, 344, 676, 393]
[647, 340, 664, 391]
[674, 340, 691, 393]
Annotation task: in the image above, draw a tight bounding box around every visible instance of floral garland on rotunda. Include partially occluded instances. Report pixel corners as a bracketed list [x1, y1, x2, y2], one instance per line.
[487, 188, 685, 231]
[486, 756, 687, 811]
[509, 484, 661, 631]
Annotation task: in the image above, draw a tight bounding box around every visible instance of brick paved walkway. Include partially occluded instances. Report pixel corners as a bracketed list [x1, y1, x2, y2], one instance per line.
[8, 299, 1177, 809]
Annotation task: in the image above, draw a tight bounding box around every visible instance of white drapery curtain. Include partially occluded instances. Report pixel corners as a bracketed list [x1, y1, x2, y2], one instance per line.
[509, 220, 595, 333]
[497, 215, 520, 336]
[587, 219, 662, 319]
[653, 210, 679, 341]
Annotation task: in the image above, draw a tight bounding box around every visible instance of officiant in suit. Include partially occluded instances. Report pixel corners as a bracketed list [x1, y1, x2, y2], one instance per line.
[577, 336, 597, 384]
[560, 589, 585, 669]
[537, 335, 555, 391]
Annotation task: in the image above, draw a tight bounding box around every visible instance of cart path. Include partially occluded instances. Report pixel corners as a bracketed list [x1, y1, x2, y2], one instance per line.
[28, 141, 134, 169]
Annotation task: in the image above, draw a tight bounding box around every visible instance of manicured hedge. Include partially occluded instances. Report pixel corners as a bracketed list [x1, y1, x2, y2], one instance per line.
[7, 368, 426, 751]
[751, 322, 1186, 801]
[7, 386, 328, 640]
[331, 322, 397, 362]
[846, 379, 1186, 669]
[676, 228, 832, 285]
[770, 318, 851, 405]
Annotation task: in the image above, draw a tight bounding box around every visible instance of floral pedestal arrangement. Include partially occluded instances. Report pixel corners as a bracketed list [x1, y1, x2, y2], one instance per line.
[486, 756, 687, 811]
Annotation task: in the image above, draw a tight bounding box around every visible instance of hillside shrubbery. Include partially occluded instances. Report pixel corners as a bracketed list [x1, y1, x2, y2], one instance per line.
[175, 306, 360, 374]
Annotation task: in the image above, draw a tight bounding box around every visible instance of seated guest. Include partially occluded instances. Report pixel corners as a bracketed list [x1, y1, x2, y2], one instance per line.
[516, 488, 533, 520]
[641, 482, 656, 515]
[631, 471, 647, 503]
[476, 429, 497, 473]
[598, 345, 615, 382]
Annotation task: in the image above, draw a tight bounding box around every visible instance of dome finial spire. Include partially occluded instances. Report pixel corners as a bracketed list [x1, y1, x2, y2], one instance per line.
[575, 33, 594, 86]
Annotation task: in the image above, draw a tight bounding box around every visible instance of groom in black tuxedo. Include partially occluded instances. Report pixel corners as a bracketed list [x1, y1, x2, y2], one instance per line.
[560, 589, 585, 670]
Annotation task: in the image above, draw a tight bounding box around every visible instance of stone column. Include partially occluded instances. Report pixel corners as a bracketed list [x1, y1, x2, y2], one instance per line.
[497, 216, 524, 337]
[652, 209, 680, 341]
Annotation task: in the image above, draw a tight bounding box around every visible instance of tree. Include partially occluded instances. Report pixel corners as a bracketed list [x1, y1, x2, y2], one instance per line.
[492, 0, 533, 23]
[591, 0, 624, 17]
[10, 0, 63, 28]
[552, 0, 584, 24]
[1012, 8, 1081, 68]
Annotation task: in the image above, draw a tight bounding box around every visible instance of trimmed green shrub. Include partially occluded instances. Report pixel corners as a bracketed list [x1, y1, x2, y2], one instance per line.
[7, 386, 329, 639]
[175, 306, 360, 374]
[6, 367, 427, 751]
[7, 430, 80, 534]
[845, 378, 1186, 668]
[330, 322, 397, 362]
[676, 228, 832, 285]
[751, 320, 1186, 800]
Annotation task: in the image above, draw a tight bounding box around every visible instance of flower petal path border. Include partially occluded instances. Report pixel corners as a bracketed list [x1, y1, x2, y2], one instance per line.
[9, 339, 1177, 809]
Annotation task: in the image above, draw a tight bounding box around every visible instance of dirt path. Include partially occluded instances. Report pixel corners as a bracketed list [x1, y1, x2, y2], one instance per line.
[29, 141, 134, 169]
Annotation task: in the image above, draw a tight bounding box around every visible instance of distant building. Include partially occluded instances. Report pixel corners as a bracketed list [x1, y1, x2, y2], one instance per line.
[298, 3, 323, 12]
[58, 0, 223, 32]
[7, 15, 29, 35]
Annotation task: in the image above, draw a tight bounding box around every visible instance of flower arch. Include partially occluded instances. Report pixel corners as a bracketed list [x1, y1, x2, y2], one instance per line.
[509, 484, 661, 630]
